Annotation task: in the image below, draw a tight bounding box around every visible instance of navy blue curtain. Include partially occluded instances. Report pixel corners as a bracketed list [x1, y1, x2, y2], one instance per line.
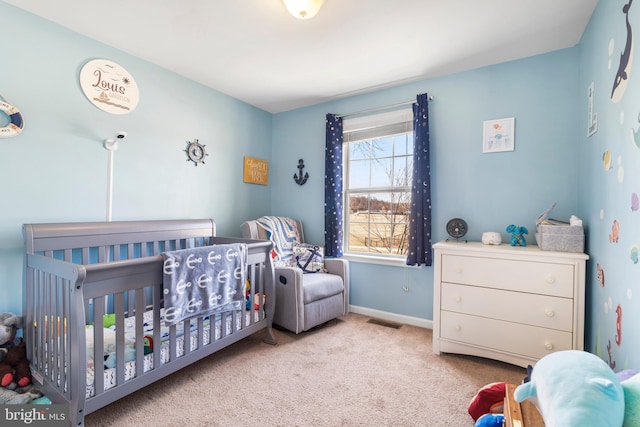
[324, 114, 344, 257]
[406, 93, 432, 266]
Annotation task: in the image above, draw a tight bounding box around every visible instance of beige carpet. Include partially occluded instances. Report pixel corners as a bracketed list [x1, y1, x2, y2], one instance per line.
[84, 313, 525, 427]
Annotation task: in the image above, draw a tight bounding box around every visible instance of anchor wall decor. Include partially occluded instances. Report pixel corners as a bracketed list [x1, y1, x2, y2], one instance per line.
[293, 159, 309, 185]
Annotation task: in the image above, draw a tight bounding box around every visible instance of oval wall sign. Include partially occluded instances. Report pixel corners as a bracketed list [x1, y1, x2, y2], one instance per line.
[79, 59, 139, 115]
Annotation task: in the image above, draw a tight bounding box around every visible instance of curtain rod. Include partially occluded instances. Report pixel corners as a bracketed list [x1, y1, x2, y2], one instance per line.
[335, 95, 433, 119]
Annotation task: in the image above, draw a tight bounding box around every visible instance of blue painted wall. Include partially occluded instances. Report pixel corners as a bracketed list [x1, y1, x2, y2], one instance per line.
[579, 0, 640, 370]
[0, 3, 272, 313]
[272, 48, 580, 321]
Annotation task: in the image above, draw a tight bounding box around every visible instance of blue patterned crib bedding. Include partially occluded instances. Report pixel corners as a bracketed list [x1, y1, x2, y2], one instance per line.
[83, 309, 258, 398]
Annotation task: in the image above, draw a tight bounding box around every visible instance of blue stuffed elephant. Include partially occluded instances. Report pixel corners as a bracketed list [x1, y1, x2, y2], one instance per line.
[506, 224, 528, 247]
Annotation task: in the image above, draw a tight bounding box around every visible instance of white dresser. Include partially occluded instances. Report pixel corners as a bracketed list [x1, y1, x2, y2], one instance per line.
[432, 241, 588, 368]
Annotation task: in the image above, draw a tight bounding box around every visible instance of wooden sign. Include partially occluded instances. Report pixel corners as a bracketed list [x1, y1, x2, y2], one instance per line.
[79, 59, 139, 114]
[243, 156, 269, 185]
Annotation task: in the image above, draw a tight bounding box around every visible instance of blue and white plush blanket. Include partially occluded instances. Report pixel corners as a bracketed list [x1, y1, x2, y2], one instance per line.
[161, 243, 247, 326]
[256, 216, 300, 265]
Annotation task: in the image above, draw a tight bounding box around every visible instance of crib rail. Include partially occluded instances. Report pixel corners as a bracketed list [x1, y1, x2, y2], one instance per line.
[23, 219, 275, 427]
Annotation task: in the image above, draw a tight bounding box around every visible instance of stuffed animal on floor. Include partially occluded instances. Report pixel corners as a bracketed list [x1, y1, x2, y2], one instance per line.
[0, 341, 31, 387]
[0, 313, 31, 387]
[506, 224, 528, 247]
[620, 371, 640, 427]
[468, 382, 508, 421]
[0, 312, 22, 355]
[0, 384, 42, 404]
[474, 413, 504, 427]
[514, 350, 624, 426]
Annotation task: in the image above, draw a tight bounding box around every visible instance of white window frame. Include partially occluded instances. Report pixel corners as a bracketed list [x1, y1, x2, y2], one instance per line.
[342, 108, 413, 266]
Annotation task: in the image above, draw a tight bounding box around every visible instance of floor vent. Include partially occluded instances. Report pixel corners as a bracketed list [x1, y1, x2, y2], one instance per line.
[367, 318, 403, 329]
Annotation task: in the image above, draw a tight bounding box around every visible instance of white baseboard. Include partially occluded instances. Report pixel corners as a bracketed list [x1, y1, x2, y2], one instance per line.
[348, 305, 433, 329]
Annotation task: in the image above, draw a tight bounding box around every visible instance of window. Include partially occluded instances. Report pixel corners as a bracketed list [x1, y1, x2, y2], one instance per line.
[342, 109, 413, 257]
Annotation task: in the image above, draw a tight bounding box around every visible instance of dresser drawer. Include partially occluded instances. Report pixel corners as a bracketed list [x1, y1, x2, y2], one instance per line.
[441, 282, 573, 331]
[441, 254, 574, 298]
[440, 311, 573, 360]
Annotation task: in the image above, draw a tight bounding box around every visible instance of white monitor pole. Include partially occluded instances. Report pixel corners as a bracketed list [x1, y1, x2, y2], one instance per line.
[103, 132, 127, 222]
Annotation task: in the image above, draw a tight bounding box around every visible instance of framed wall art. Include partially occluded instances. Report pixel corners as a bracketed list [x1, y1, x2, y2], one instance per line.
[482, 117, 515, 153]
[243, 156, 269, 185]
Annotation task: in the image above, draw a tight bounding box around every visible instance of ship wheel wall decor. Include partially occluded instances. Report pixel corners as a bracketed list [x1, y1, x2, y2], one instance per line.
[293, 158, 308, 185]
[185, 139, 208, 166]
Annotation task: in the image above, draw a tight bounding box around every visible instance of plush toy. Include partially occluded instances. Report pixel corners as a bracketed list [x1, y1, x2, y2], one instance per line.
[506, 224, 528, 247]
[468, 382, 508, 421]
[0, 341, 31, 387]
[0, 312, 22, 355]
[514, 350, 624, 427]
[0, 385, 41, 404]
[621, 371, 640, 427]
[0, 313, 31, 388]
[474, 413, 504, 427]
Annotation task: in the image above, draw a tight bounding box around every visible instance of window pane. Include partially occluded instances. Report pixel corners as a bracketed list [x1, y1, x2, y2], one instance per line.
[348, 193, 370, 214]
[394, 134, 409, 156]
[394, 156, 412, 186]
[346, 191, 410, 255]
[407, 133, 414, 155]
[374, 137, 393, 158]
[371, 158, 392, 187]
[349, 159, 370, 189]
[349, 140, 371, 160]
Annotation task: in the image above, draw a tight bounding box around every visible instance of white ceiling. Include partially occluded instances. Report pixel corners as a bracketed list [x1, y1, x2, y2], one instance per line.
[5, 0, 598, 113]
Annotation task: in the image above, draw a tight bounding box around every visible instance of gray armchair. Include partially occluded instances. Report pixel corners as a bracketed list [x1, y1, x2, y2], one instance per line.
[241, 218, 349, 334]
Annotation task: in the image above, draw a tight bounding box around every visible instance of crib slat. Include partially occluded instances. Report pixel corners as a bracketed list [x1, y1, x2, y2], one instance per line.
[135, 289, 145, 378]
[93, 296, 106, 397]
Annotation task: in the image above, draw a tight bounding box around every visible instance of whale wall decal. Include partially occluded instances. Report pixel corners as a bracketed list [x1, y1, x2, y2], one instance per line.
[611, 0, 634, 103]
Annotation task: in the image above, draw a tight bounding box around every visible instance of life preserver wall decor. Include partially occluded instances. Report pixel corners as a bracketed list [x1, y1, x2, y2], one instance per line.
[0, 95, 24, 138]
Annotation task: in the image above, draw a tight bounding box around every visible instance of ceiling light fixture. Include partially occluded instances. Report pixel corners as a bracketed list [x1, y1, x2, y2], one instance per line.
[282, 0, 324, 19]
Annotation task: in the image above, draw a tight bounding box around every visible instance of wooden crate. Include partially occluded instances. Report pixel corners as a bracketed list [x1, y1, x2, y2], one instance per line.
[504, 383, 545, 427]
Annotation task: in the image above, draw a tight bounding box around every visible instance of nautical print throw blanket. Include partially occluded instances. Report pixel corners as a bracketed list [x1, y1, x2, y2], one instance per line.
[161, 243, 247, 326]
[256, 216, 300, 265]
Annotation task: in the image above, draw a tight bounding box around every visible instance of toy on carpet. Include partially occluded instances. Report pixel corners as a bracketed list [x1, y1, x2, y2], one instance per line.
[514, 350, 624, 427]
[0, 341, 31, 387]
[506, 224, 528, 247]
[474, 413, 504, 427]
[0, 312, 31, 388]
[621, 371, 640, 427]
[0, 385, 42, 404]
[468, 381, 508, 421]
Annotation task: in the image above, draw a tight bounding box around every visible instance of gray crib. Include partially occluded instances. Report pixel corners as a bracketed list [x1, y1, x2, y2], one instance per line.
[22, 218, 276, 426]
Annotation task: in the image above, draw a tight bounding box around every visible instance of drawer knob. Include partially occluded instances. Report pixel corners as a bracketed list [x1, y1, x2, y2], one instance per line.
[544, 342, 554, 350]
[456, 267, 463, 274]
[454, 295, 462, 303]
[455, 325, 462, 332]
[545, 309, 555, 317]
[545, 276, 556, 284]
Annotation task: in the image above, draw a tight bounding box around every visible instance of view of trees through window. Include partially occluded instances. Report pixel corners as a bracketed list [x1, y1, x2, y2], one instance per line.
[345, 131, 413, 256]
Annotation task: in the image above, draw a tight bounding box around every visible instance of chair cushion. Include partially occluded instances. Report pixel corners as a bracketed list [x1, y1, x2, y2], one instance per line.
[289, 243, 325, 273]
[302, 273, 344, 304]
